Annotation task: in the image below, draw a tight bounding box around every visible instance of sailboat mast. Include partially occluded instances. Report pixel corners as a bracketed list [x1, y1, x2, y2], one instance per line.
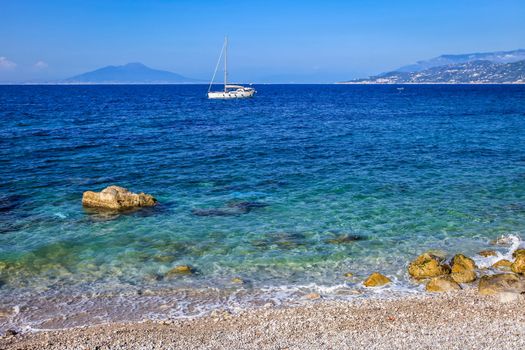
[224, 36, 228, 92]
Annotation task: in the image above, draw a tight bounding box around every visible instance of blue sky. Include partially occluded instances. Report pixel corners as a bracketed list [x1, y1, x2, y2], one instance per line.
[1, 0, 524, 83]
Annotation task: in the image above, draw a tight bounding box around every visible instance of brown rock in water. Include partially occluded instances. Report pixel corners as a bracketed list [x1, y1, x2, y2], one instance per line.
[82, 186, 157, 210]
[165, 265, 193, 276]
[478, 250, 497, 257]
[305, 292, 321, 300]
[512, 249, 525, 258]
[425, 276, 461, 293]
[344, 272, 353, 278]
[408, 253, 451, 279]
[231, 277, 244, 284]
[492, 259, 513, 270]
[450, 254, 477, 283]
[363, 272, 391, 287]
[511, 255, 525, 274]
[478, 273, 523, 295]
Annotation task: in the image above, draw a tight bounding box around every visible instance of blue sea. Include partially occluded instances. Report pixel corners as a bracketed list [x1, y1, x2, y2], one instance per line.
[1, 84, 525, 331]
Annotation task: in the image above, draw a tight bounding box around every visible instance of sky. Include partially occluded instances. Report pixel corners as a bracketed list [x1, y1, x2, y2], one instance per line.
[1, 0, 524, 83]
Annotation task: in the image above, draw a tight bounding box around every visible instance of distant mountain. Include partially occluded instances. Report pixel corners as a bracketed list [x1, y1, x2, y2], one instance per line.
[396, 49, 525, 73]
[65, 63, 202, 84]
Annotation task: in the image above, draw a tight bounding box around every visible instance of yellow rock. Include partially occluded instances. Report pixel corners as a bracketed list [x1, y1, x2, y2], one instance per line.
[478, 273, 522, 295]
[82, 185, 157, 210]
[344, 272, 353, 278]
[492, 259, 513, 270]
[511, 255, 525, 274]
[478, 250, 497, 257]
[425, 276, 461, 292]
[512, 249, 525, 258]
[231, 277, 244, 284]
[363, 272, 391, 287]
[451, 270, 477, 283]
[305, 292, 321, 300]
[165, 265, 193, 276]
[408, 253, 451, 279]
[450, 254, 477, 283]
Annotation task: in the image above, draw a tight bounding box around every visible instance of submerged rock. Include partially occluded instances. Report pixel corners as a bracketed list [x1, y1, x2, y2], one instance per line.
[425, 276, 461, 293]
[165, 265, 194, 277]
[344, 272, 354, 278]
[408, 253, 451, 279]
[450, 254, 477, 283]
[478, 273, 523, 295]
[363, 272, 391, 287]
[325, 234, 365, 245]
[231, 277, 244, 284]
[478, 250, 497, 257]
[492, 259, 513, 270]
[511, 255, 525, 274]
[82, 186, 157, 210]
[192, 201, 268, 217]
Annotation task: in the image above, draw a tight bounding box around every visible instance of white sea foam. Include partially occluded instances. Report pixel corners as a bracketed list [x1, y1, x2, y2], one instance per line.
[472, 234, 523, 269]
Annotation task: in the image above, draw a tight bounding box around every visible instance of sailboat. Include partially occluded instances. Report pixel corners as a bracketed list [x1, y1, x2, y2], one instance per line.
[208, 37, 256, 99]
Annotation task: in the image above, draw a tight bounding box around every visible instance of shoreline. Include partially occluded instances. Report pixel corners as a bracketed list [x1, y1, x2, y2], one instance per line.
[2, 290, 524, 349]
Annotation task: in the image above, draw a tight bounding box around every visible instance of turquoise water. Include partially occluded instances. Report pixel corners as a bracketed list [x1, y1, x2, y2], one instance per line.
[1, 84, 525, 330]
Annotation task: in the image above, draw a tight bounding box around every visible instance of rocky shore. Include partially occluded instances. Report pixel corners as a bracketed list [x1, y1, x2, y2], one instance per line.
[2, 290, 524, 350]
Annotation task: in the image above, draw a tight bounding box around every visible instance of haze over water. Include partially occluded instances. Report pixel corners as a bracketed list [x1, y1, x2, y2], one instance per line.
[1, 84, 525, 330]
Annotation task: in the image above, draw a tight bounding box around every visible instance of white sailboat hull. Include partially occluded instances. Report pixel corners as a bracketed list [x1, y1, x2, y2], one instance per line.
[208, 89, 255, 99]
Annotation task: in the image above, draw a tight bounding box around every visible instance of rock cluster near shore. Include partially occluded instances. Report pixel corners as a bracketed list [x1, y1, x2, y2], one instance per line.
[404, 249, 525, 296]
[82, 186, 157, 210]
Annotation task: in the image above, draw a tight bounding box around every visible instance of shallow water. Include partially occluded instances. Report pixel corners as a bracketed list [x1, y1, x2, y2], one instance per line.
[1, 84, 525, 331]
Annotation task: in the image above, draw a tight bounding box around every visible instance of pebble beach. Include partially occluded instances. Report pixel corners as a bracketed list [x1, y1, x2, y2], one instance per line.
[2, 290, 525, 350]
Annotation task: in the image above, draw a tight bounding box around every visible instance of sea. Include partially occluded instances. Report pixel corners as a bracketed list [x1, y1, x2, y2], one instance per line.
[1, 84, 524, 331]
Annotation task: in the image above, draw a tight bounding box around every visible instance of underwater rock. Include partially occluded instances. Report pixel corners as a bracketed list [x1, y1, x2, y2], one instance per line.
[363, 272, 391, 287]
[227, 201, 268, 211]
[450, 254, 477, 283]
[251, 232, 306, 250]
[492, 259, 513, 270]
[408, 253, 451, 279]
[325, 234, 365, 245]
[344, 272, 353, 278]
[192, 201, 268, 217]
[478, 273, 523, 295]
[425, 276, 461, 293]
[165, 265, 194, 277]
[478, 250, 497, 257]
[511, 255, 525, 274]
[231, 277, 244, 284]
[191, 208, 240, 217]
[82, 186, 156, 210]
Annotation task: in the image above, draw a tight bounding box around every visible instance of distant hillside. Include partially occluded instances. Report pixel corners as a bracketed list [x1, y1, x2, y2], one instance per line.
[396, 49, 525, 73]
[342, 49, 525, 84]
[65, 63, 202, 84]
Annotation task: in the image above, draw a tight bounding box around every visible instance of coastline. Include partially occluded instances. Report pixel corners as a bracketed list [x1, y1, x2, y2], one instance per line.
[2, 290, 524, 349]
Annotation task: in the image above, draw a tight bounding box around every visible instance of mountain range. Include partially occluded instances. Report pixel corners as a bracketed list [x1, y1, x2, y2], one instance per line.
[344, 49, 525, 84]
[64, 63, 202, 84]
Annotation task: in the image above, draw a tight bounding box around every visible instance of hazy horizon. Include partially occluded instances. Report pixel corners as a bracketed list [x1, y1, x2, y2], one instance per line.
[1, 0, 525, 83]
